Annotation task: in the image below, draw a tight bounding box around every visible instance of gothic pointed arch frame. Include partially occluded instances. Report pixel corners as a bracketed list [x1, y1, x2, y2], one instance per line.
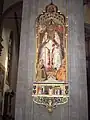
[32, 2, 69, 112]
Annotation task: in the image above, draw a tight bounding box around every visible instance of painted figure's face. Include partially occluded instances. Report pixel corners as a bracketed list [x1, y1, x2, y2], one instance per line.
[39, 59, 44, 65]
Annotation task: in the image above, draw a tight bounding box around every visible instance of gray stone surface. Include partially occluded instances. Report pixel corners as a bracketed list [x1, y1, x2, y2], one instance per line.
[15, 0, 88, 120]
[68, 0, 88, 120]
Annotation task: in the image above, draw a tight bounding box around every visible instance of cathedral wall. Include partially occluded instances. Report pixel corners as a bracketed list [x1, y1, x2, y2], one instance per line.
[15, 0, 88, 120]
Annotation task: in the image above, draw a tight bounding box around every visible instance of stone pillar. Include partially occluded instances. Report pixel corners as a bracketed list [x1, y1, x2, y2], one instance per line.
[68, 0, 88, 120]
[0, 0, 4, 56]
[15, 0, 88, 120]
[0, 0, 4, 32]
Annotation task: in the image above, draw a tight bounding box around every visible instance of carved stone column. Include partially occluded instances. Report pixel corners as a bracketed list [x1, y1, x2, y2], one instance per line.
[0, 36, 3, 56]
[0, 0, 4, 56]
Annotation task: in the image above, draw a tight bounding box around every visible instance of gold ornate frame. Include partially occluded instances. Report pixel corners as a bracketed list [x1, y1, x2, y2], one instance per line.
[32, 2, 68, 112]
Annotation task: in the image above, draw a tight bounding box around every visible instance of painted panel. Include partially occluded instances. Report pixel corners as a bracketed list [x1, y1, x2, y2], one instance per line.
[32, 2, 68, 112]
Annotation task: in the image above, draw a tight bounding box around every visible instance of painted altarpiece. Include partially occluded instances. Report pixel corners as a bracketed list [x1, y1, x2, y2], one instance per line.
[32, 2, 69, 112]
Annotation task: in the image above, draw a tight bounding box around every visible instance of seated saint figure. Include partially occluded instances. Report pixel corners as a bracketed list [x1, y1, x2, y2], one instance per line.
[36, 59, 47, 82]
[56, 57, 66, 81]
